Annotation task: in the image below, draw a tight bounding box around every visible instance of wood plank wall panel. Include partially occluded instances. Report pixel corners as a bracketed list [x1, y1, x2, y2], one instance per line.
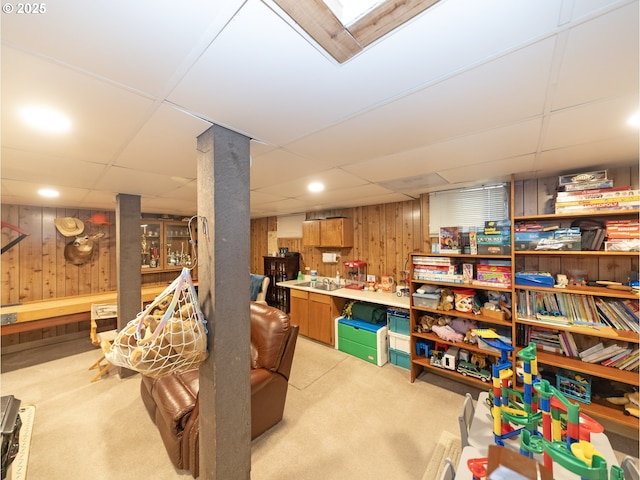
[2, 204, 20, 305]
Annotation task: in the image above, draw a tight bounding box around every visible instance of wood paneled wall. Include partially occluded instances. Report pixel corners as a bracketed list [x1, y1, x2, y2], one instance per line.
[1, 206, 183, 306]
[2, 205, 118, 305]
[250, 196, 431, 283]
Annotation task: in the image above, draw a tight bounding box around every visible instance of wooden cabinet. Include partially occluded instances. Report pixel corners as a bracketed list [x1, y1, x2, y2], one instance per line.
[302, 218, 353, 247]
[288, 289, 345, 346]
[290, 289, 309, 336]
[302, 220, 321, 247]
[321, 218, 353, 247]
[263, 255, 300, 313]
[141, 219, 195, 273]
[308, 292, 335, 345]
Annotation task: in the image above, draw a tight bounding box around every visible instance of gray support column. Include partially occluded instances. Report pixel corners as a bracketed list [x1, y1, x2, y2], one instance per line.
[197, 125, 251, 479]
[115, 193, 142, 379]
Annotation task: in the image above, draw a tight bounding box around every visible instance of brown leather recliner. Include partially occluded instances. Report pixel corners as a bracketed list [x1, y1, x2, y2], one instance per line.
[140, 302, 299, 478]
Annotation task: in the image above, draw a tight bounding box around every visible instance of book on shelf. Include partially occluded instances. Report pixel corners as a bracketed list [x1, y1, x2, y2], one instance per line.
[614, 349, 640, 371]
[579, 342, 604, 360]
[601, 348, 634, 367]
[581, 343, 628, 363]
[413, 256, 457, 265]
[595, 298, 640, 333]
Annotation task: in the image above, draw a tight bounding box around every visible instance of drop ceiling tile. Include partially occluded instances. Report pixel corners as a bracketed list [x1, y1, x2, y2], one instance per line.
[552, 1, 639, 111]
[249, 149, 319, 190]
[116, 103, 210, 177]
[0, 179, 93, 209]
[284, 39, 555, 165]
[2, 47, 153, 162]
[536, 136, 640, 175]
[255, 168, 369, 198]
[94, 166, 191, 196]
[342, 118, 543, 183]
[140, 197, 198, 216]
[1, 148, 107, 188]
[542, 94, 639, 150]
[437, 154, 536, 184]
[1, 1, 245, 96]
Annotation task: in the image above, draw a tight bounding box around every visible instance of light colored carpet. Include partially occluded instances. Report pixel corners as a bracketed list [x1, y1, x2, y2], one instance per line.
[10, 404, 35, 480]
[1, 335, 638, 479]
[421, 431, 462, 480]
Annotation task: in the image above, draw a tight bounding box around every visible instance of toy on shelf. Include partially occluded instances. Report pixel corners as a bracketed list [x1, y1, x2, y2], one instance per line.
[465, 341, 625, 479]
[396, 269, 410, 297]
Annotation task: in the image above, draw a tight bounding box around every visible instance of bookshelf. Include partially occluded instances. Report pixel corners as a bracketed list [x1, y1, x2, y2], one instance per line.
[407, 168, 638, 428]
[512, 170, 639, 429]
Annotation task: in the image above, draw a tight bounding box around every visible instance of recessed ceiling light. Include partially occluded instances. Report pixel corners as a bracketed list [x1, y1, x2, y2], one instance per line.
[20, 106, 71, 133]
[628, 112, 640, 128]
[308, 182, 325, 193]
[38, 188, 59, 198]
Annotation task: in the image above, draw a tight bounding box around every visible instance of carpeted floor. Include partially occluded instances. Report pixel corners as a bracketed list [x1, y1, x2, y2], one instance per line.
[1, 335, 638, 479]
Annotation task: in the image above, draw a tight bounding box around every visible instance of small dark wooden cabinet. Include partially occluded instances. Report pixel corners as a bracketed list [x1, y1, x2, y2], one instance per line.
[263, 254, 300, 313]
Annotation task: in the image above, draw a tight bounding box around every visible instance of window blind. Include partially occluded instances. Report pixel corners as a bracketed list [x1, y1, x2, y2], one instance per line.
[429, 183, 509, 236]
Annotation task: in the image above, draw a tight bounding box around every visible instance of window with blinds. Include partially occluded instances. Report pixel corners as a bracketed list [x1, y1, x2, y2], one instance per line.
[428, 183, 509, 236]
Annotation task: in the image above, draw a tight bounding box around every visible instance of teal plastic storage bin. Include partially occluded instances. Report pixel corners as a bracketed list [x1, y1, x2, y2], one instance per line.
[387, 308, 410, 335]
[389, 347, 411, 369]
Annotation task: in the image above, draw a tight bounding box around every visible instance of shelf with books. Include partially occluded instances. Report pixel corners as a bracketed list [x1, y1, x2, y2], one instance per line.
[516, 317, 639, 343]
[515, 284, 639, 300]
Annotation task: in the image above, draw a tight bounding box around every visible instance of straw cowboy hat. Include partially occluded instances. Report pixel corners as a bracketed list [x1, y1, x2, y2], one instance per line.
[54, 217, 85, 237]
[85, 213, 113, 226]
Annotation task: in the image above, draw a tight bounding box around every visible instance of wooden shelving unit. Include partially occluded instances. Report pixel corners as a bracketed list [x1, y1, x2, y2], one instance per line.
[408, 168, 639, 429]
[511, 172, 639, 428]
[408, 251, 514, 386]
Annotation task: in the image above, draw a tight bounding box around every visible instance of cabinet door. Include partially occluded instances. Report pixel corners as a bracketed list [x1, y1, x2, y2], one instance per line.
[321, 218, 353, 247]
[308, 293, 334, 345]
[141, 221, 162, 271]
[302, 220, 321, 246]
[290, 289, 309, 337]
[164, 221, 194, 270]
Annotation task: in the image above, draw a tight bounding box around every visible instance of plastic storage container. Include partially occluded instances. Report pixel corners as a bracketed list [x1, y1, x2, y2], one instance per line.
[557, 369, 591, 404]
[412, 292, 439, 309]
[387, 308, 410, 335]
[388, 331, 410, 353]
[389, 348, 411, 369]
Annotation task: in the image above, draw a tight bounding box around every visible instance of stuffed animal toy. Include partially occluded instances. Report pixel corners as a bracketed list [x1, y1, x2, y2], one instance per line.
[450, 317, 477, 335]
[416, 314, 438, 333]
[431, 324, 463, 343]
[438, 288, 455, 311]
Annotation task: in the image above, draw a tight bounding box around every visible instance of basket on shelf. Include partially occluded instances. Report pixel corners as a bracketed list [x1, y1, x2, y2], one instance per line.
[557, 369, 591, 404]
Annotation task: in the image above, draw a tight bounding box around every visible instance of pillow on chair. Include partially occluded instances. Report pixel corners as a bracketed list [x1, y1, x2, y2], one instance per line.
[250, 274, 269, 303]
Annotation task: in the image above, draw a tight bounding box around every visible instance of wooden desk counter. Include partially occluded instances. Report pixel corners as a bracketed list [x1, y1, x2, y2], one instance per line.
[0, 284, 169, 336]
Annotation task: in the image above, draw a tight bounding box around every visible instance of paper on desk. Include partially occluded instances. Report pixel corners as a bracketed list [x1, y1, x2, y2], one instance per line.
[488, 466, 530, 480]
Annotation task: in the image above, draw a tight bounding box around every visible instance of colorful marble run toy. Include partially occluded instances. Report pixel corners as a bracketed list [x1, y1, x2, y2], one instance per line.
[469, 339, 625, 479]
